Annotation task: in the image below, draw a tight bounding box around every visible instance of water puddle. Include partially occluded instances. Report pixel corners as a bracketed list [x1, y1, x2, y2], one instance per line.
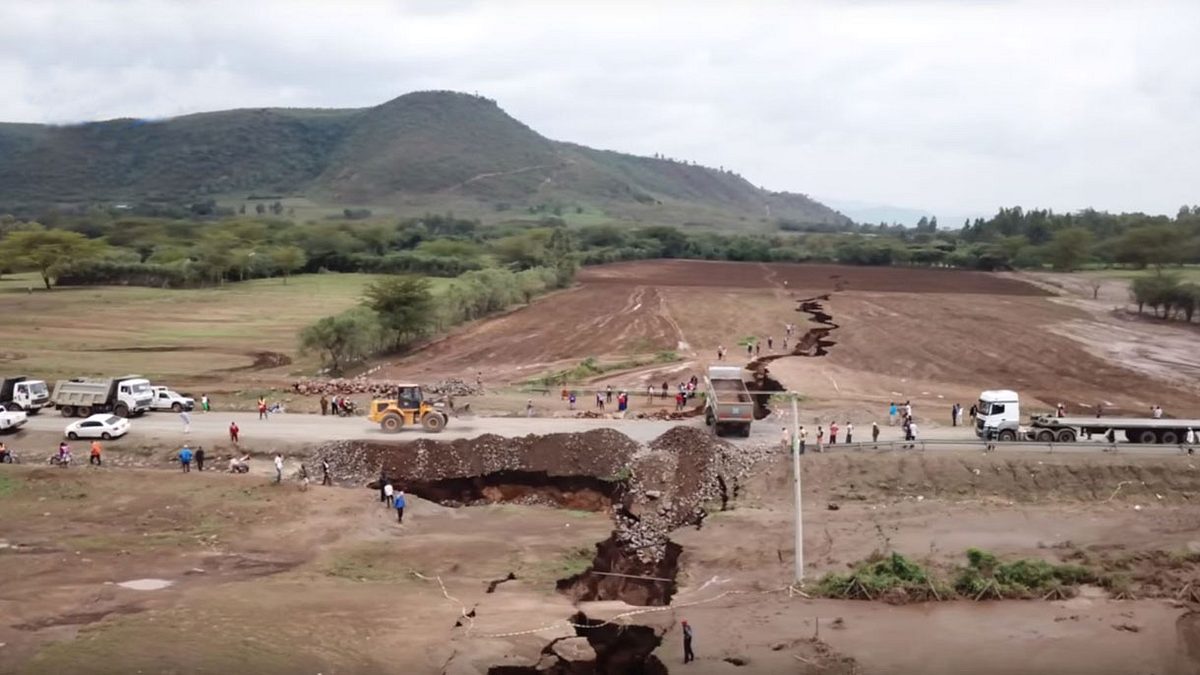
[117, 578, 173, 591]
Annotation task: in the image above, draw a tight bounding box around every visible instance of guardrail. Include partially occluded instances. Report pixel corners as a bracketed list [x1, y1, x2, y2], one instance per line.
[799, 437, 1197, 458]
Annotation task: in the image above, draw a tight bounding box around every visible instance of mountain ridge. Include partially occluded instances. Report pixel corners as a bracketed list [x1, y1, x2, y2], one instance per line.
[0, 90, 849, 228]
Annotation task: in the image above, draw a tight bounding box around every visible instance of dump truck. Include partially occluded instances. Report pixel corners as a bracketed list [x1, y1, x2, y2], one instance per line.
[368, 384, 448, 433]
[976, 389, 1200, 444]
[703, 365, 754, 437]
[0, 376, 50, 413]
[50, 375, 154, 418]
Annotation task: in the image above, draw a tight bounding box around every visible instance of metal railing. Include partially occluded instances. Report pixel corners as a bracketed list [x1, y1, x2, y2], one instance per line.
[795, 437, 1196, 458]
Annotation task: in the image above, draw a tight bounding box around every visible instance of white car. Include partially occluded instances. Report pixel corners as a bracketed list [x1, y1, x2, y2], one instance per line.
[65, 414, 130, 440]
[0, 404, 28, 432]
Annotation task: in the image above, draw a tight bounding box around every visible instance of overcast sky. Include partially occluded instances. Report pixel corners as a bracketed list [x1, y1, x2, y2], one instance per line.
[1, 0, 1196, 218]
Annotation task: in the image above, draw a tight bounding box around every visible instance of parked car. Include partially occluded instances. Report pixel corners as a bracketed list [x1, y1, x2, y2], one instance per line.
[65, 414, 130, 440]
[150, 386, 195, 412]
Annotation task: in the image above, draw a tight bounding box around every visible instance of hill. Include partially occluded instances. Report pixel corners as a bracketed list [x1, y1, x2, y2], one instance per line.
[0, 91, 848, 229]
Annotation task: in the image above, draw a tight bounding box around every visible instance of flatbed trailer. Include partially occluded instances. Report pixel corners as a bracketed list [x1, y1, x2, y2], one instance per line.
[977, 389, 1199, 444]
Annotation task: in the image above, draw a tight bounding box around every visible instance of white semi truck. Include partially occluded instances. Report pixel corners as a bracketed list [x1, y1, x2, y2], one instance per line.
[703, 365, 755, 437]
[50, 375, 153, 418]
[0, 376, 51, 413]
[976, 390, 1199, 444]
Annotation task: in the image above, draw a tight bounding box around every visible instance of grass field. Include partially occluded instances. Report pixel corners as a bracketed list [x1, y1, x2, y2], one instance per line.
[1077, 265, 1200, 283]
[0, 272, 387, 389]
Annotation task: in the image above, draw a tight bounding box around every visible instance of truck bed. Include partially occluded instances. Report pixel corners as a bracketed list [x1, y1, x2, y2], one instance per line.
[1035, 416, 1200, 428]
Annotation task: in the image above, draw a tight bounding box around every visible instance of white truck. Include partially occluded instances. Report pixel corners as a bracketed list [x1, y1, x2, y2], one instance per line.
[0, 404, 28, 432]
[50, 375, 153, 418]
[703, 365, 755, 437]
[149, 386, 195, 412]
[976, 389, 1199, 445]
[0, 376, 50, 413]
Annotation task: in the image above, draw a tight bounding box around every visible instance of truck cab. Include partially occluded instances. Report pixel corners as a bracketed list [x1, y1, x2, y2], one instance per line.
[976, 389, 1021, 440]
[1, 376, 50, 413]
[117, 377, 153, 415]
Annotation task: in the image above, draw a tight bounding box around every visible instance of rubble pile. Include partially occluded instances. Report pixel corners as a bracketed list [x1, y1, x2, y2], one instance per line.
[291, 377, 482, 398]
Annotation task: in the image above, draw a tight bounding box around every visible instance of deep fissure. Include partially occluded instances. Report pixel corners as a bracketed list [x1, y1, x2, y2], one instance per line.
[747, 293, 839, 418]
[393, 470, 623, 512]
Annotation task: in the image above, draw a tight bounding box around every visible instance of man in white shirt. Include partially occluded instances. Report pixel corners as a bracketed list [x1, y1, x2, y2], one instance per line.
[273, 454, 284, 484]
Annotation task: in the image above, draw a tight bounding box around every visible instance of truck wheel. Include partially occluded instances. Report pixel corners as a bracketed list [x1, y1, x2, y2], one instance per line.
[60, 406, 75, 418]
[172, 403, 182, 413]
[380, 413, 404, 433]
[705, 410, 716, 427]
[1135, 429, 1157, 444]
[77, 406, 91, 418]
[740, 424, 751, 438]
[1056, 429, 1076, 443]
[1160, 430, 1180, 445]
[114, 404, 129, 418]
[1036, 430, 1054, 442]
[997, 429, 1016, 442]
[421, 412, 446, 433]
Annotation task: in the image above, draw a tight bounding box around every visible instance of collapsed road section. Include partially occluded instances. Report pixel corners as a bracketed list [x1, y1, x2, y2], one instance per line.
[314, 426, 773, 673]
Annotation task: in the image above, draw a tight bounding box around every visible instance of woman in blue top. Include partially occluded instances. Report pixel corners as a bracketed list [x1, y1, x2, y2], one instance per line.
[394, 490, 407, 523]
[889, 402, 898, 426]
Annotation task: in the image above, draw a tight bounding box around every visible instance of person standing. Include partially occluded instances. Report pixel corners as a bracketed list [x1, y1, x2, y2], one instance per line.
[952, 404, 960, 426]
[845, 422, 854, 444]
[780, 427, 791, 453]
[568, 392, 576, 410]
[394, 489, 407, 523]
[383, 480, 394, 508]
[258, 397, 268, 420]
[229, 421, 240, 445]
[829, 421, 839, 445]
[872, 422, 880, 444]
[89, 440, 102, 466]
[57, 441, 72, 467]
[904, 400, 913, 419]
[201, 394, 211, 413]
[320, 396, 329, 416]
[179, 445, 193, 472]
[322, 458, 332, 486]
[767, 336, 773, 350]
[889, 402, 897, 426]
[681, 620, 695, 664]
[596, 392, 605, 411]
[606, 385, 613, 404]
[798, 425, 807, 454]
[379, 471, 389, 503]
[273, 453, 283, 484]
[648, 385, 656, 402]
[526, 399, 534, 418]
[816, 426, 824, 453]
[969, 403, 978, 422]
[909, 422, 919, 444]
[661, 381, 668, 399]
[195, 446, 206, 471]
[746, 343, 753, 356]
[956, 404, 964, 427]
[180, 410, 191, 434]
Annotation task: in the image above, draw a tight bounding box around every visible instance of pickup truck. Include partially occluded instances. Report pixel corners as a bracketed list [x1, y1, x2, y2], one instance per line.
[150, 386, 195, 412]
[0, 404, 29, 432]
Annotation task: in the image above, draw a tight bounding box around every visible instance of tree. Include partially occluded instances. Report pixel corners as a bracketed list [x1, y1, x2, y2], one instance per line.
[0, 228, 106, 289]
[362, 276, 435, 349]
[1045, 227, 1092, 271]
[299, 307, 382, 374]
[269, 245, 307, 284]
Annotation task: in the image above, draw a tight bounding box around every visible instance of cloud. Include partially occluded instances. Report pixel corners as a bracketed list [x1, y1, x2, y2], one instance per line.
[0, 0, 1196, 216]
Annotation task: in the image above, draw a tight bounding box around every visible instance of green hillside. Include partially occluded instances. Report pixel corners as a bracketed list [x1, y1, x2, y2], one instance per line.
[0, 91, 848, 228]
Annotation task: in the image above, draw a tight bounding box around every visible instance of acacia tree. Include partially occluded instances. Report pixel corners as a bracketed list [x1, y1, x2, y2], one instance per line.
[1046, 227, 1092, 271]
[362, 275, 434, 349]
[0, 228, 106, 289]
[269, 245, 307, 284]
[299, 307, 382, 374]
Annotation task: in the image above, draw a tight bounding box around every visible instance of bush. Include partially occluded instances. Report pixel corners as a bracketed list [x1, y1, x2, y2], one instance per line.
[954, 548, 1095, 599]
[816, 552, 946, 602]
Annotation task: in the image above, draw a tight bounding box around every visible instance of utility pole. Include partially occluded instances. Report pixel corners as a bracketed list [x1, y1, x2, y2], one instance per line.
[790, 393, 804, 584]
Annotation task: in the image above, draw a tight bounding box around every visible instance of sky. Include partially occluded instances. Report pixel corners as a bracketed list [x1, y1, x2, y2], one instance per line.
[1, 0, 1197, 219]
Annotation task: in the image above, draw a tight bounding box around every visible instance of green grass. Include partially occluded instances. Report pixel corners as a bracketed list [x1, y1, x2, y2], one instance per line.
[0, 272, 383, 385]
[0, 474, 15, 498]
[324, 542, 413, 583]
[525, 351, 681, 387]
[1077, 266, 1200, 283]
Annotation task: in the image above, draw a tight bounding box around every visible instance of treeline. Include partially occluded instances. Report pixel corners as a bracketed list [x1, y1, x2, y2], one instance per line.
[1129, 274, 1200, 323]
[2, 203, 1199, 292]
